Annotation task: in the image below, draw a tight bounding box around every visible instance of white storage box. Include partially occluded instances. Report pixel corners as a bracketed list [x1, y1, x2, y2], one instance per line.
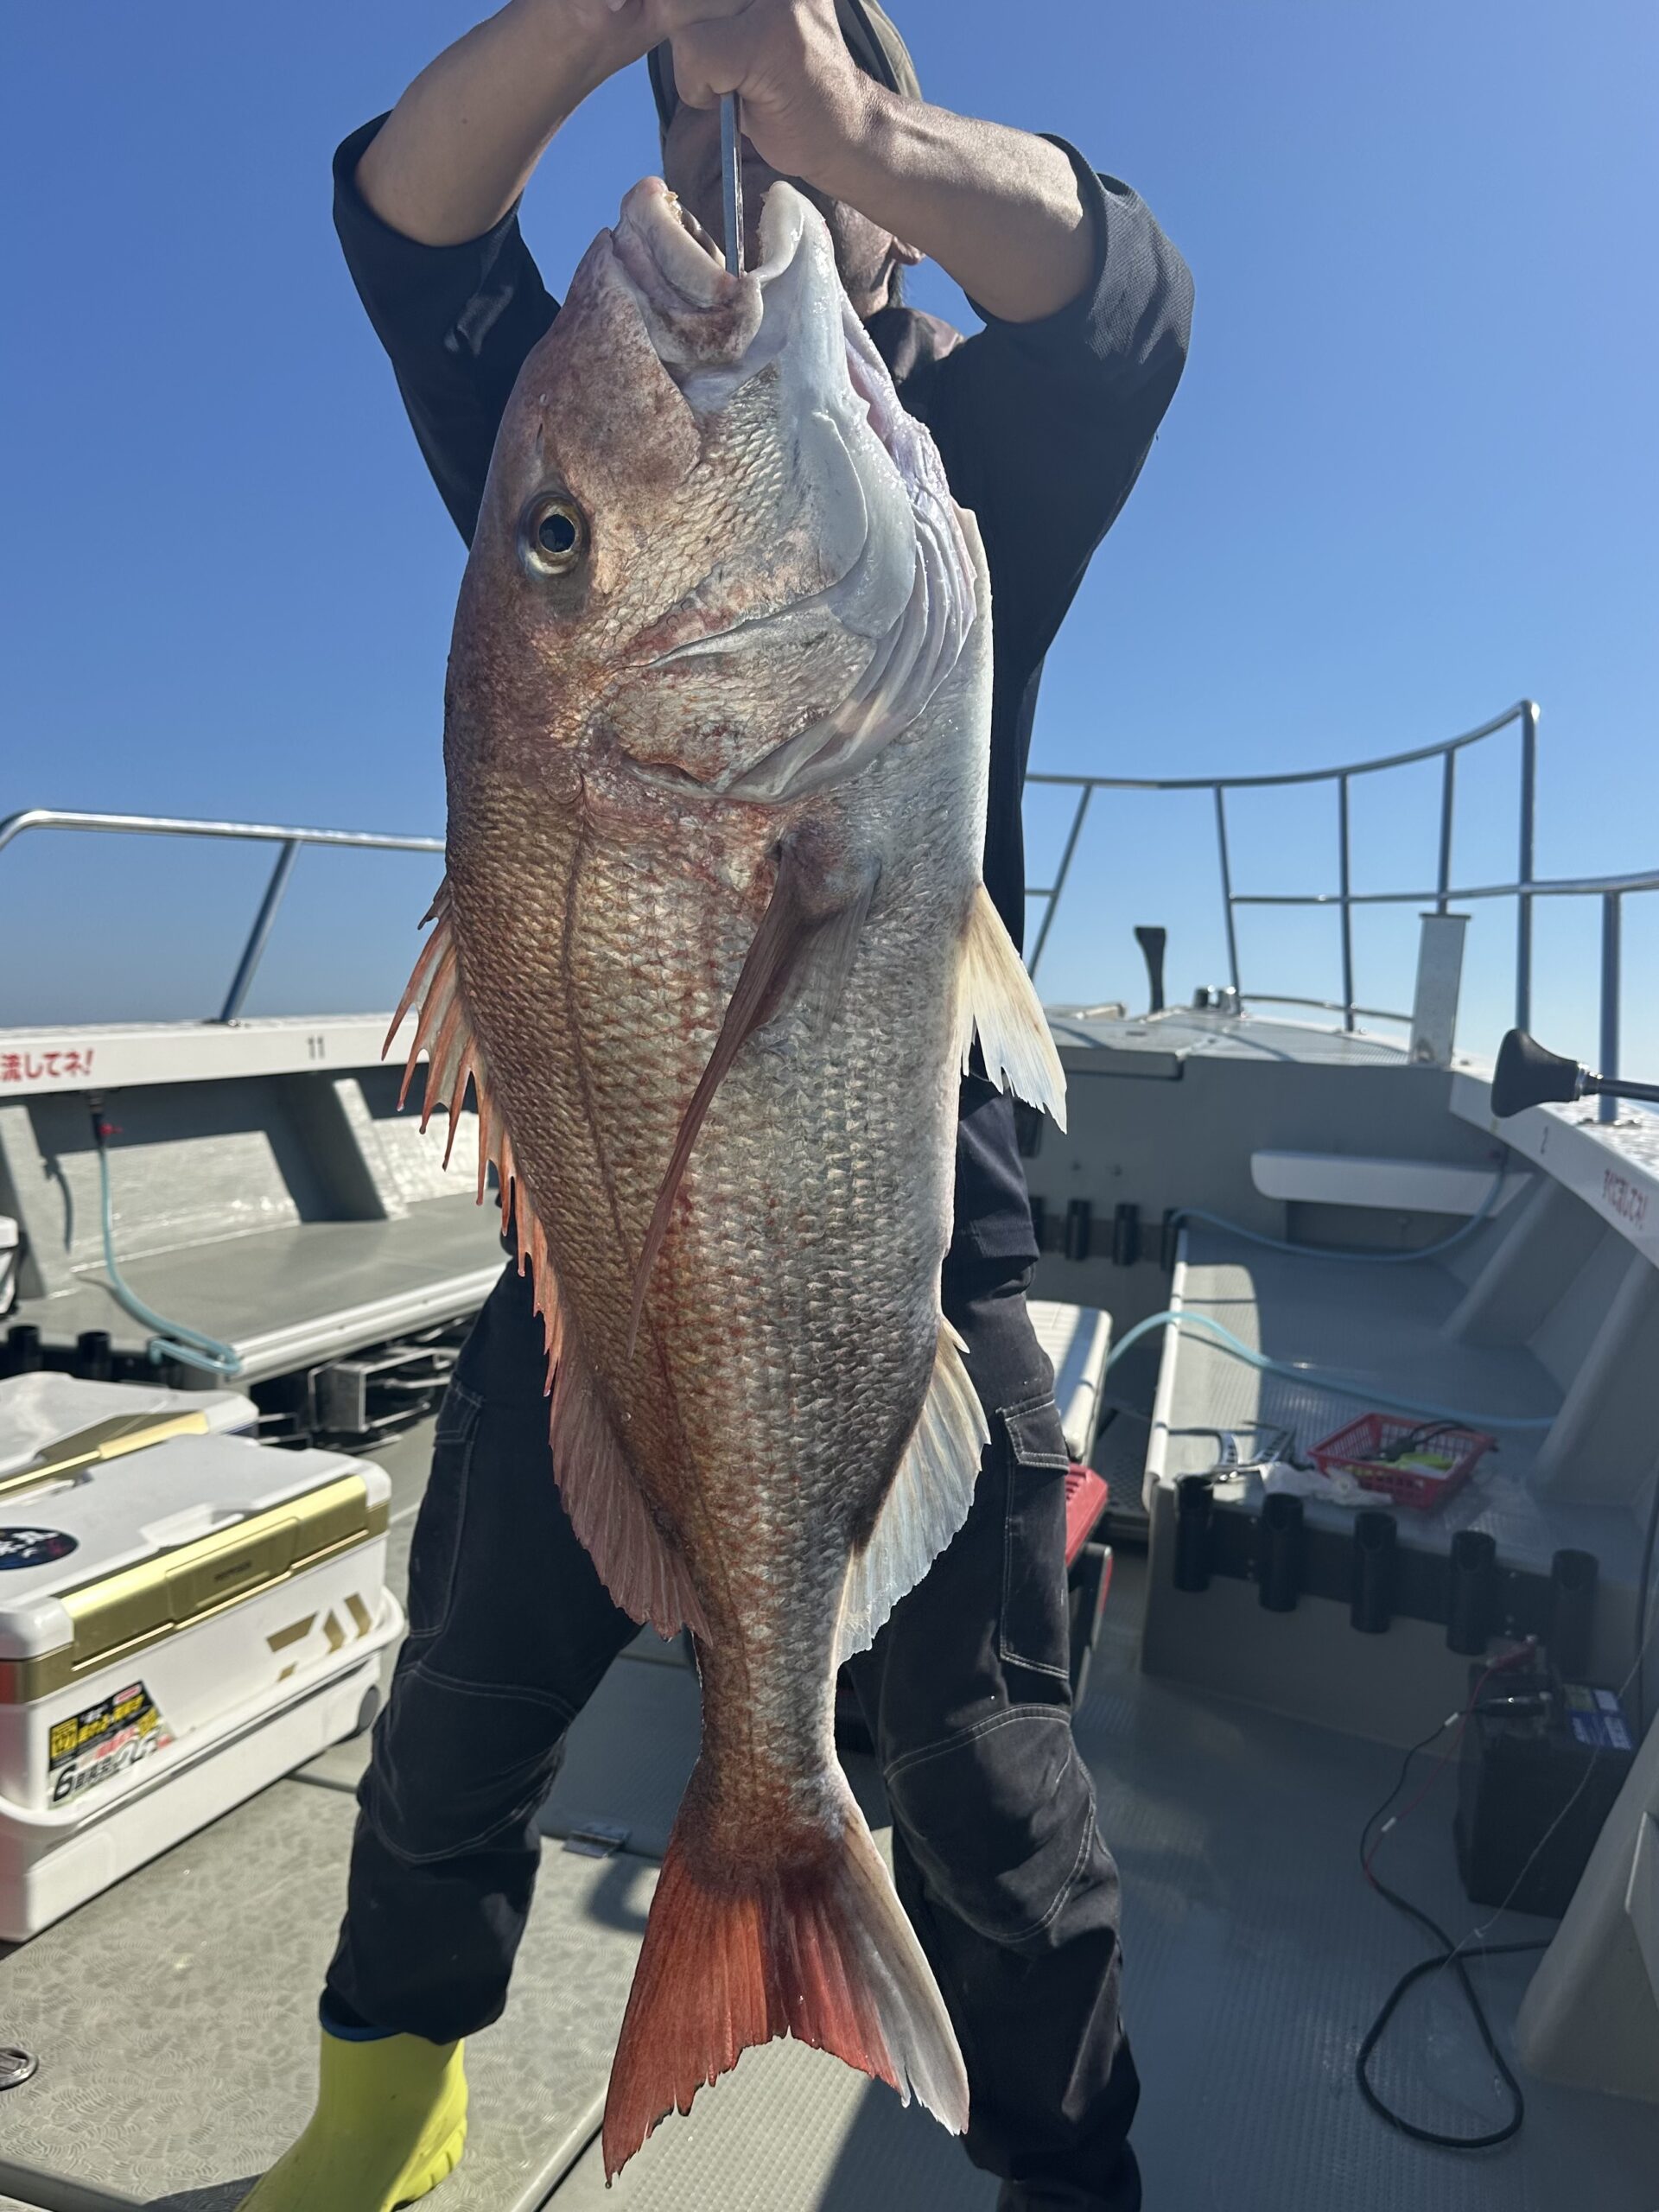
[0, 1375, 402, 1938]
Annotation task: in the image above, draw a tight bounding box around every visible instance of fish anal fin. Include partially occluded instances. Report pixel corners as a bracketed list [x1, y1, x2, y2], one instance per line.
[626, 834, 880, 1355]
[601, 1769, 967, 2178]
[549, 1342, 709, 1642]
[957, 882, 1067, 1132]
[836, 1320, 988, 1665]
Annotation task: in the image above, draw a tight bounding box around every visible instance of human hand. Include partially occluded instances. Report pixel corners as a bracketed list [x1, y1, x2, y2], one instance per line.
[644, 0, 877, 189]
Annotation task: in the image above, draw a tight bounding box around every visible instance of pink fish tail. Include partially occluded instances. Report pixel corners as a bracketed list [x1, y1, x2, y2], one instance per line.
[601, 1772, 968, 2178]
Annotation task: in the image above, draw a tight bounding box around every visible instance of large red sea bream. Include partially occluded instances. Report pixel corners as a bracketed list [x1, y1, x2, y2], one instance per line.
[390, 173, 1065, 2177]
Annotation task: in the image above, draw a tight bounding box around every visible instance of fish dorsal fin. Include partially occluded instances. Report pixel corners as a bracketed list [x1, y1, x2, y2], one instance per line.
[388, 884, 706, 1642]
[627, 834, 880, 1356]
[836, 1319, 988, 1665]
[957, 882, 1067, 1132]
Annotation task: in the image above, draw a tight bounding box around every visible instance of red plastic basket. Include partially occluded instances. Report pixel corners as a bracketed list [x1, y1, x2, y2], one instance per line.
[1307, 1413, 1494, 1511]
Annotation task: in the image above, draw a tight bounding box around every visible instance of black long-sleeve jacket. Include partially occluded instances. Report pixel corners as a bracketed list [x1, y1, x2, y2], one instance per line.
[334, 116, 1192, 1267]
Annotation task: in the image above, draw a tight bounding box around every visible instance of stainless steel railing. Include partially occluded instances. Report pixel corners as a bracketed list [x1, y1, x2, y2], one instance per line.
[1026, 700, 1659, 1123]
[5, 715, 1654, 1128]
[0, 807, 443, 1024]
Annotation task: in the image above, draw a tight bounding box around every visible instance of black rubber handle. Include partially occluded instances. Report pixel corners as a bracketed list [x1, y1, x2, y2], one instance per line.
[1491, 1028, 1582, 1117]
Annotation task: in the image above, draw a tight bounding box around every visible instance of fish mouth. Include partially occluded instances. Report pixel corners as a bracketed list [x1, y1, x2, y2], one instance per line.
[609, 178, 977, 805]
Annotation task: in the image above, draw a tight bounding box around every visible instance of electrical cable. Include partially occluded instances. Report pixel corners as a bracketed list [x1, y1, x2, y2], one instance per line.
[1103, 1307, 1555, 1433]
[1171, 1166, 1510, 1267]
[1357, 1617, 1659, 2149]
[89, 1107, 243, 1380]
[1355, 1649, 1547, 2151]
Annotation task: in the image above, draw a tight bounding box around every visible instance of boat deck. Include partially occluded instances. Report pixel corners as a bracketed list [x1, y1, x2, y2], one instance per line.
[0, 1416, 1655, 2209]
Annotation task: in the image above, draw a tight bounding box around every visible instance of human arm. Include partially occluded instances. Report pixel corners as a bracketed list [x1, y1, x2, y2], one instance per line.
[657, 0, 1096, 322]
[354, 0, 657, 247]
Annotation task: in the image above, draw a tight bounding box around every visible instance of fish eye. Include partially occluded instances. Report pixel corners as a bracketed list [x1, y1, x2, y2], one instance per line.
[523, 495, 587, 577]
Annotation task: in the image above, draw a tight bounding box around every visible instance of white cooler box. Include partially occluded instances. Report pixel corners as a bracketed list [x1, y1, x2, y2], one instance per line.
[0, 1374, 403, 1938]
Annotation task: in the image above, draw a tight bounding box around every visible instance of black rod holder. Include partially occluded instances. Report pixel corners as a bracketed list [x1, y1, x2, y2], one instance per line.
[1258, 1492, 1306, 1613]
[1351, 1510, 1397, 1635]
[1546, 1548, 1598, 1680]
[1447, 1529, 1498, 1655]
[1173, 1476, 1213, 1592]
[74, 1331, 114, 1382]
[3, 1325, 42, 1376]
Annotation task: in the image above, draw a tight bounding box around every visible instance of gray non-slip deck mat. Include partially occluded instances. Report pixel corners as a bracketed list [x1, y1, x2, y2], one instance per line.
[0, 1782, 654, 2212]
[539, 1659, 703, 1862]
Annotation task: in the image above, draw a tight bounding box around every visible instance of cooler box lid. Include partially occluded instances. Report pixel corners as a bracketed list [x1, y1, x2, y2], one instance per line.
[0, 1376, 389, 1677]
[0, 1373, 256, 1483]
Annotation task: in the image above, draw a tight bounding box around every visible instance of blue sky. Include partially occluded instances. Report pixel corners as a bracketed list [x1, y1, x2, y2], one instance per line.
[3, 1, 1655, 1073]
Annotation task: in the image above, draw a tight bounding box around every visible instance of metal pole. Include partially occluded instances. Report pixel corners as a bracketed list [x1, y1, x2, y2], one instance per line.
[1599, 891, 1621, 1126]
[1436, 749, 1456, 913]
[720, 95, 745, 275]
[219, 837, 301, 1023]
[1214, 787, 1241, 994]
[1516, 700, 1539, 1030]
[1027, 786, 1093, 979]
[1338, 773, 1356, 1031]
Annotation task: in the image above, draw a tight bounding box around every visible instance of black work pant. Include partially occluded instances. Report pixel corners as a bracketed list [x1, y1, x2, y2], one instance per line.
[326, 1258, 1141, 2209]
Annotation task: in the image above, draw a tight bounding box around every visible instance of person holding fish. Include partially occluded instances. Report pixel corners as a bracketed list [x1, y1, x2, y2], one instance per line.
[241, 5, 1190, 2209]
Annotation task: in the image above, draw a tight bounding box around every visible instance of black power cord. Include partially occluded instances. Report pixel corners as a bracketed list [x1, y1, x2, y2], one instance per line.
[1355, 1669, 1549, 2152]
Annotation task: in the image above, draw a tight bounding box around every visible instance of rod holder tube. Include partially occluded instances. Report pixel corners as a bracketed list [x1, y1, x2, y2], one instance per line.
[1173, 1477, 1213, 1592]
[1258, 1492, 1306, 1612]
[1351, 1510, 1398, 1634]
[74, 1330, 113, 1381]
[3, 1325, 42, 1376]
[1546, 1548, 1598, 1680]
[1446, 1529, 1498, 1655]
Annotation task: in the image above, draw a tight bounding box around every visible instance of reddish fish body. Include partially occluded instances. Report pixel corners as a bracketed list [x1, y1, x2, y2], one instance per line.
[391, 176, 1064, 2175]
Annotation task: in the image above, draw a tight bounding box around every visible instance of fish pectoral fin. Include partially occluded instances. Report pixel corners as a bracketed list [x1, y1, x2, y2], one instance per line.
[550, 1344, 709, 1642]
[836, 1319, 988, 1665]
[626, 832, 880, 1357]
[956, 881, 1068, 1132]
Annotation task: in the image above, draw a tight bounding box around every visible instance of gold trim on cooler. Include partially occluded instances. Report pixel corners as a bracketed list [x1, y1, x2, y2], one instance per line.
[0, 1409, 213, 1498]
[0, 1478, 389, 1703]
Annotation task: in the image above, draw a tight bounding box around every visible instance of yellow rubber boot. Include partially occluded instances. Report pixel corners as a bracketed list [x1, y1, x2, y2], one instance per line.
[240, 2026, 468, 2211]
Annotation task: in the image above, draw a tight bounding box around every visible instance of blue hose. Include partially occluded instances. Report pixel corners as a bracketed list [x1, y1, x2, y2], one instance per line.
[92, 1136, 243, 1380]
[1103, 1307, 1554, 1433]
[1172, 1168, 1509, 1266]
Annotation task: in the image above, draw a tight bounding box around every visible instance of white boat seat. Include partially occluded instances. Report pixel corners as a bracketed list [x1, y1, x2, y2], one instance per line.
[1026, 1300, 1113, 1461]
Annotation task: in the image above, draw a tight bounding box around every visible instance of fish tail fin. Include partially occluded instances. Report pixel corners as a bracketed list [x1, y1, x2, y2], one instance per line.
[601, 1777, 968, 2178]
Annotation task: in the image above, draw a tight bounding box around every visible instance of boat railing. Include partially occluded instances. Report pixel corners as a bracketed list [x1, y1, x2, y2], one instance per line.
[1027, 698, 1659, 1122]
[0, 807, 443, 1025]
[6, 709, 1656, 1125]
